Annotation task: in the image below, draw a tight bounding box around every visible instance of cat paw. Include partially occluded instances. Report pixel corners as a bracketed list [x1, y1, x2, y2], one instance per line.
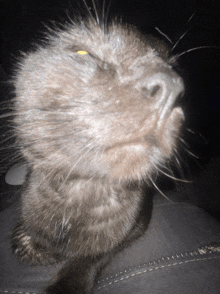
[11, 224, 64, 265]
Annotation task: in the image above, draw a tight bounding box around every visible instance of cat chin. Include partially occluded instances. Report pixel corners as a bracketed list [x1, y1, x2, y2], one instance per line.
[102, 111, 184, 181]
[101, 144, 160, 181]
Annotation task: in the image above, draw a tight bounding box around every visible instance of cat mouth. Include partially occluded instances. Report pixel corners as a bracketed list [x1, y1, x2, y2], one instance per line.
[105, 106, 184, 152]
[168, 106, 185, 126]
[156, 97, 185, 130]
[102, 106, 184, 180]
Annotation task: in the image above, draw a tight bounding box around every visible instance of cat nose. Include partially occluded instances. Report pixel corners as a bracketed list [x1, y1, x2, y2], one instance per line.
[146, 71, 184, 110]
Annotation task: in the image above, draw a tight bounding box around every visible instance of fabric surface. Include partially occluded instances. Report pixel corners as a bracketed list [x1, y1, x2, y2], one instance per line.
[1, 194, 220, 294]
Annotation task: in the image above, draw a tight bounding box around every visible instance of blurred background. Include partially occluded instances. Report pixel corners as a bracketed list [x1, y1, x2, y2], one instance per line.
[0, 0, 220, 219]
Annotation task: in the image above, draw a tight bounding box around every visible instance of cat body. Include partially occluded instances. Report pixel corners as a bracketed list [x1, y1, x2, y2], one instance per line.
[11, 18, 184, 293]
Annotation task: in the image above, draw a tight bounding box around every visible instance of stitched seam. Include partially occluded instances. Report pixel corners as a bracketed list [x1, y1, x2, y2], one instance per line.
[97, 255, 220, 290]
[1, 245, 220, 293]
[97, 244, 220, 283]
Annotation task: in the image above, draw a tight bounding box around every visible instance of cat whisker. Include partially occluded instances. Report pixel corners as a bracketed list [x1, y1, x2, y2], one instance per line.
[179, 137, 190, 148]
[175, 46, 220, 59]
[156, 161, 174, 173]
[0, 113, 15, 119]
[170, 157, 186, 180]
[173, 152, 182, 169]
[0, 143, 18, 151]
[186, 12, 196, 25]
[81, 0, 94, 20]
[154, 164, 191, 183]
[102, 0, 106, 24]
[178, 138, 199, 159]
[184, 148, 200, 159]
[148, 174, 174, 203]
[155, 27, 173, 44]
[171, 30, 189, 52]
[173, 148, 186, 172]
[91, 0, 100, 24]
[64, 11, 75, 27]
[0, 134, 16, 145]
[185, 128, 196, 134]
[154, 160, 180, 178]
[0, 99, 15, 106]
[186, 128, 208, 143]
[105, 0, 113, 28]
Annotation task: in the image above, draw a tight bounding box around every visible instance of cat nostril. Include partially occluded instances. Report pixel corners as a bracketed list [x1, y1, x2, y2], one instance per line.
[149, 85, 160, 97]
[173, 90, 184, 108]
[146, 72, 184, 106]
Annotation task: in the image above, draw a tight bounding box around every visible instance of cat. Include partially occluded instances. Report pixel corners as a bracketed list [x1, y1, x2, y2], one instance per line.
[11, 13, 185, 294]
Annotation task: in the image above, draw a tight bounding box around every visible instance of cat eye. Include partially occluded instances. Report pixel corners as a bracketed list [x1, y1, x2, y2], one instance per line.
[67, 45, 108, 69]
[76, 50, 88, 55]
[67, 45, 91, 56]
[77, 51, 96, 60]
[75, 49, 97, 60]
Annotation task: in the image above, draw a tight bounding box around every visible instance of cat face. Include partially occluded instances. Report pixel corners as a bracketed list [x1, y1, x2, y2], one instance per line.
[14, 19, 184, 182]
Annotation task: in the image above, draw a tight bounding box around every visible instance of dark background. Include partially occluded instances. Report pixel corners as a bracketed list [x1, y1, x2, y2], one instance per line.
[0, 0, 220, 218]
